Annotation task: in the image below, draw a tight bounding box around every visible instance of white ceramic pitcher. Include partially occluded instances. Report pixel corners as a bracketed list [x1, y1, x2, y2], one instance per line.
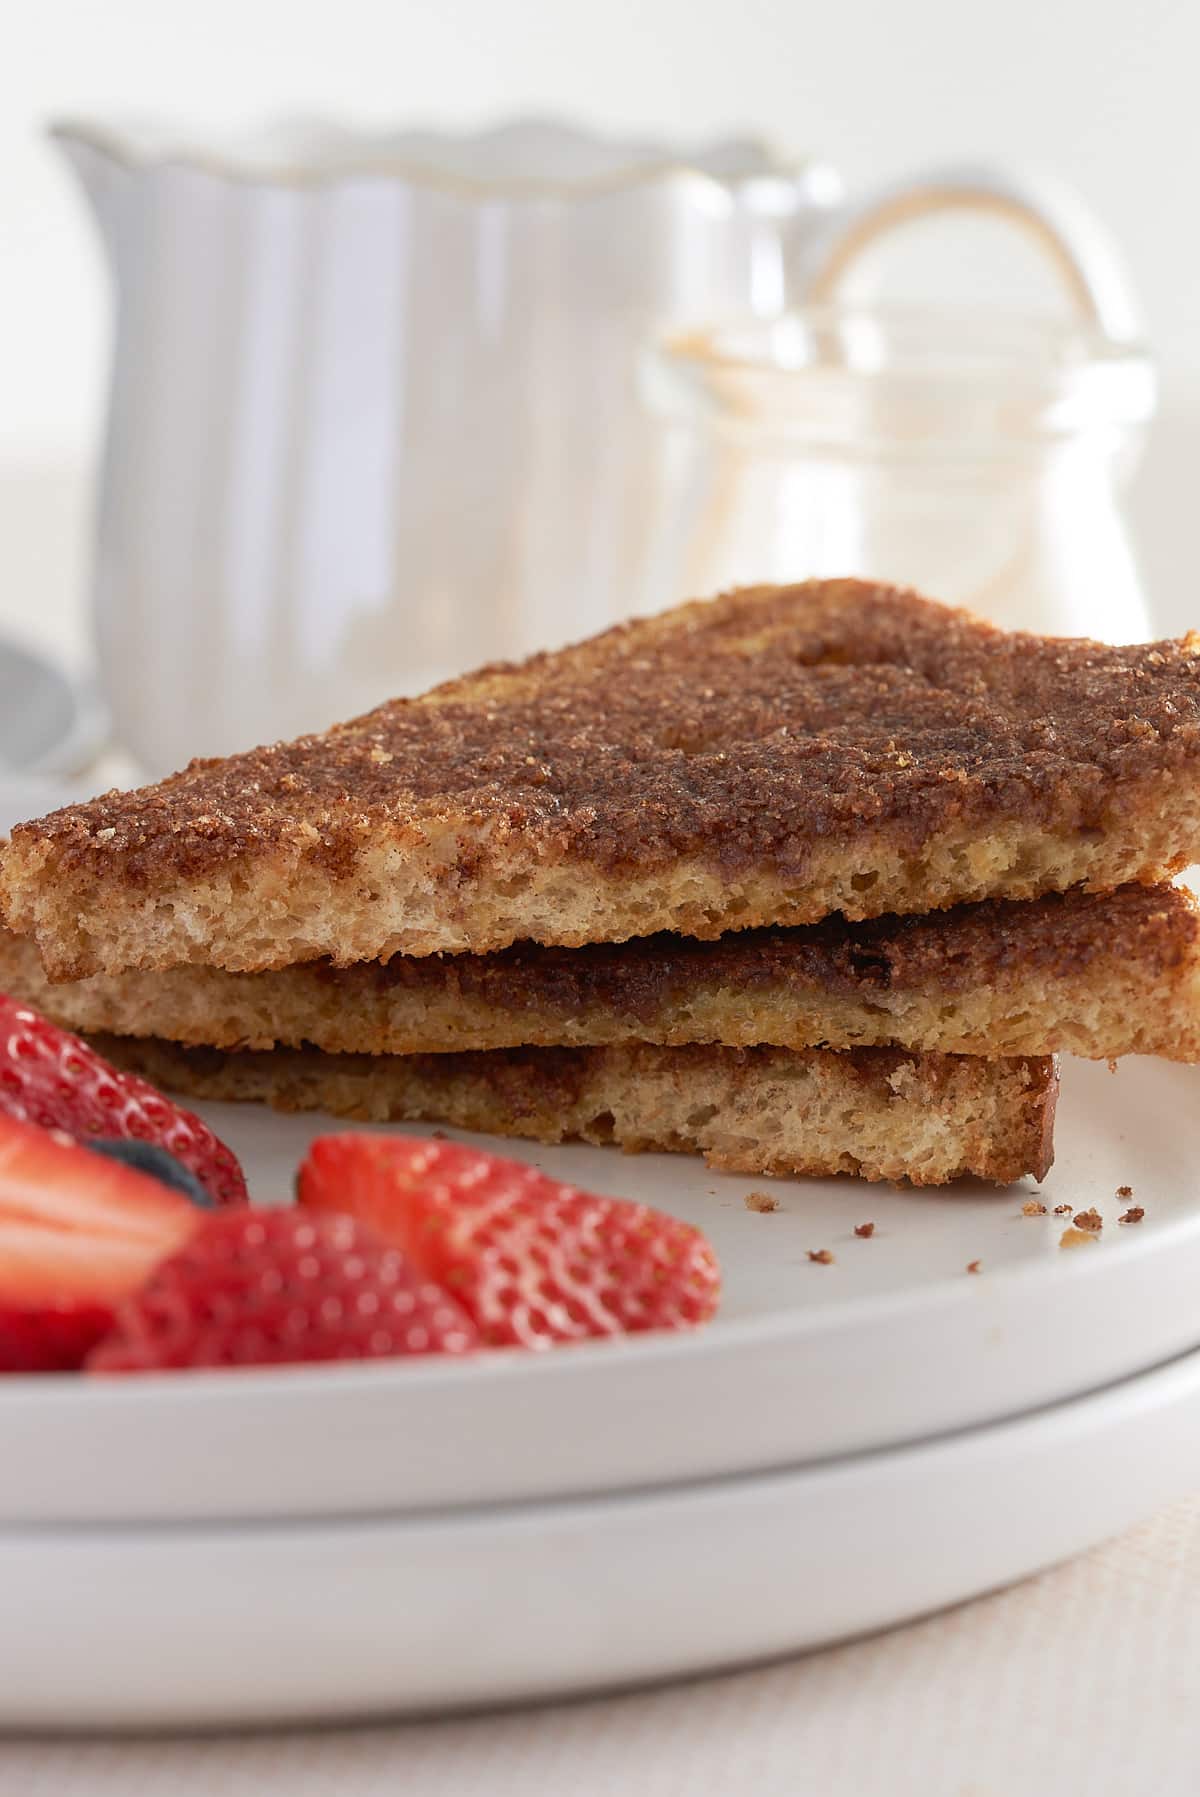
[53, 118, 1142, 772]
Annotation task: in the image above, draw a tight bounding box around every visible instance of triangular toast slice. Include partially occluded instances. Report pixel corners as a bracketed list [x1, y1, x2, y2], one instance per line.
[94, 1035, 1059, 1188]
[7, 580, 1200, 979]
[4, 883, 1197, 1062]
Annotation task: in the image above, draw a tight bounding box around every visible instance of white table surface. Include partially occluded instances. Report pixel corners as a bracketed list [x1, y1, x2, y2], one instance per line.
[4, 442, 1200, 1789]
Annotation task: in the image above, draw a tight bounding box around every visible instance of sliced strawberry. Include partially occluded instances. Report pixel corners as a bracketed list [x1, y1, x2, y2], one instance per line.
[297, 1135, 722, 1348]
[0, 996, 247, 1205]
[0, 1113, 199, 1371]
[88, 1208, 480, 1372]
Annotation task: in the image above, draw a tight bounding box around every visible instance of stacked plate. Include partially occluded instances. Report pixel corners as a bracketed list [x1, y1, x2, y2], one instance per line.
[3, 1059, 1200, 1729]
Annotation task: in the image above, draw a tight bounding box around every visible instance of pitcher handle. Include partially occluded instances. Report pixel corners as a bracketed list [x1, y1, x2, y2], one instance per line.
[798, 161, 1143, 343]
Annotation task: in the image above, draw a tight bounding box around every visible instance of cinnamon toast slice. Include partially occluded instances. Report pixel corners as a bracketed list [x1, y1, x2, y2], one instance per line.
[4, 883, 1198, 1062]
[94, 1035, 1059, 1187]
[8, 580, 1200, 979]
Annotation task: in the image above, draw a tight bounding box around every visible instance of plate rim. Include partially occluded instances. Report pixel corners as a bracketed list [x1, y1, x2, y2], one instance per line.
[8, 1329, 1200, 1540]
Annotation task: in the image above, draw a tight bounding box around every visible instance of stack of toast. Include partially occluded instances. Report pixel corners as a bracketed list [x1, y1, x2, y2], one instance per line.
[5, 579, 1200, 1187]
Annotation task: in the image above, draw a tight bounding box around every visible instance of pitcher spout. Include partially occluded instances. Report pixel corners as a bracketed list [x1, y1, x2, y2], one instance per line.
[49, 119, 137, 268]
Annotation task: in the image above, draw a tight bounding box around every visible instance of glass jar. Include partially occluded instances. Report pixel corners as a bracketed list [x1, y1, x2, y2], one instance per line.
[640, 306, 1156, 641]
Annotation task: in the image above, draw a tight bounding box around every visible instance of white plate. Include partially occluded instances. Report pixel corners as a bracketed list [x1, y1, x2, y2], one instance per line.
[5, 1339, 1200, 1730]
[1, 1055, 1197, 1523]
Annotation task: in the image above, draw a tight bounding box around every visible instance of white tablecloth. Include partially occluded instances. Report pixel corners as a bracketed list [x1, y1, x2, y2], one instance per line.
[7, 1495, 1200, 1795]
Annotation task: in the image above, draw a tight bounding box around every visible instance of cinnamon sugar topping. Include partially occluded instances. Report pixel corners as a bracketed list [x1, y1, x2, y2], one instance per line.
[18, 579, 1200, 891]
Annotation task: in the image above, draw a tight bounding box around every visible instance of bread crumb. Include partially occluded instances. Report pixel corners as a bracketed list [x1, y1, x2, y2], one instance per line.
[1053, 1204, 1072, 1216]
[1021, 1199, 1047, 1217]
[744, 1190, 780, 1214]
[1116, 1185, 1133, 1199]
[966, 1259, 982, 1274]
[853, 1221, 876, 1238]
[1073, 1208, 1103, 1232]
[1119, 1206, 1146, 1225]
[1107, 1059, 1118, 1074]
[1060, 1226, 1100, 1250]
[807, 1248, 835, 1265]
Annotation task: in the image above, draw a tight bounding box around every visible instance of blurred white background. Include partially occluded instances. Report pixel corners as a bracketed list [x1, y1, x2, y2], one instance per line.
[3, 0, 1198, 664]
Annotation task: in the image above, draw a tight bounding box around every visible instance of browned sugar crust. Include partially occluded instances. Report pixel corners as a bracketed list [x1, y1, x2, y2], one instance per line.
[94, 1036, 1059, 1188]
[4, 883, 1198, 1062]
[7, 580, 1200, 977]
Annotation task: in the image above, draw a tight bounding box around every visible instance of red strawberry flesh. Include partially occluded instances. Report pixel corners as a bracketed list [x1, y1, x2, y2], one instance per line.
[0, 996, 247, 1205]
[298, 1135, 722, 1348]
[0, 1114, 199, 1371]
[88, 1208, 481, 1372]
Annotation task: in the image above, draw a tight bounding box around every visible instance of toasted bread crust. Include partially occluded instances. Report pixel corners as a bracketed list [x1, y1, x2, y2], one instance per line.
[94, 1036, 1059, 1187]
[5, 884, 1198, 1061]
[8, 581, 1200, 976]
